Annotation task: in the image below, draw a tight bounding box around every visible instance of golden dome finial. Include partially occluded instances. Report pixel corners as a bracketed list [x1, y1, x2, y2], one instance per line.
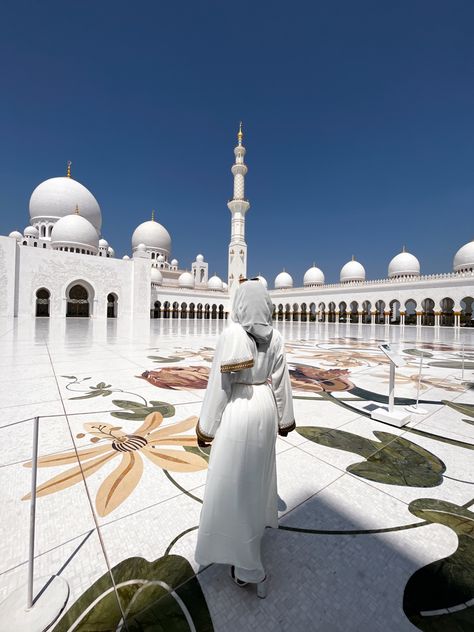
[67, 160, 72, 178]
[237, 121, 243, 145]
[75, 204, 80, 215]
[352, 254, 355, 261]
[402, 245, 406, 252]
[151, 210, 155, 221]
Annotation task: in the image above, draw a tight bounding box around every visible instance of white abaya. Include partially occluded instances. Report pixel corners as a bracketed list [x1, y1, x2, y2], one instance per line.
[195, 323, 295, 583]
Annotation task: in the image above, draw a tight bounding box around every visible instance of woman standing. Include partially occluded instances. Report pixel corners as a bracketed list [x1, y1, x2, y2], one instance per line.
[195, 280, 295, 597]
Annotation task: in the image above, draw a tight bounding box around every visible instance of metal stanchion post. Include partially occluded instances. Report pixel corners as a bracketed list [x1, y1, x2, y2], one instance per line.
[0, 417, 69, 631]
[405, 354, 428, 414]
[455, 344, 465, 381]
[27, 416, 40, 609]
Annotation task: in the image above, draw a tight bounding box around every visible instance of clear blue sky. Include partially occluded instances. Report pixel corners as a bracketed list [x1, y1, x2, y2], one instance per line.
[1, 0, 473, 283]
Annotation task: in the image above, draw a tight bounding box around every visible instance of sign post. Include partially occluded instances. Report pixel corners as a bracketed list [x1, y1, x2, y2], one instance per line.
[371, 344, 412, 427]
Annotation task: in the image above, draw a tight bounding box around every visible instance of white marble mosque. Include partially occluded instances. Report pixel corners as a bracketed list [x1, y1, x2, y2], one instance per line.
[1, 128, 474, 631]
[0, 126, 473, 325]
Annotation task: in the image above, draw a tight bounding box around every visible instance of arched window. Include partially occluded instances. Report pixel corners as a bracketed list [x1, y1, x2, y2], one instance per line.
[67, 284, 90, 317]
[107, 293, 118, 318]
[152, 301, 161, 319]
[35, 288, 50, 317]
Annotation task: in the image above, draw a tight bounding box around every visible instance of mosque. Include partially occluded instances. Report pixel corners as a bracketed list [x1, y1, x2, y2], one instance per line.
[0, 126, 473, 326]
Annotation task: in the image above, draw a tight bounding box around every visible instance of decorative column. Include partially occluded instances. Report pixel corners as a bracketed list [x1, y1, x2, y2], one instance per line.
[384, 310, 390, 325]
[227, 123, 250, 295]
[371, 310, 377, 324]
[416, 311, 423, 327]
[454, 311, 461, 328]
[357, 310, 363, 324]
[434, 311, 441, 327]
[399, 311, 406, 326]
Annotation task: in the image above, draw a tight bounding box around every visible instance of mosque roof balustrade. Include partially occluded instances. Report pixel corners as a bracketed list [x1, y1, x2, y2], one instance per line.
[269, 269, 474, 296]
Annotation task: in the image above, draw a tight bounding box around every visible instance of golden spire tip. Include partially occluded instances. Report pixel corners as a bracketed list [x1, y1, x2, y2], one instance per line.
[237, 121, 243, 144]
[151, 210, 155, 221]
[67, 160, 72, 178]
[75, 204, 79, 214]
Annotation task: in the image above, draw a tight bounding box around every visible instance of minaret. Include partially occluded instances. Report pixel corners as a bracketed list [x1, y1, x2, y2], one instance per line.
[227, 122, 250, 293]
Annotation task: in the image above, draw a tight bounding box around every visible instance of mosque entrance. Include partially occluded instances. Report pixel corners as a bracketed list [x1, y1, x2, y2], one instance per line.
[107, 293, 118, 318]
[35, 288, 50, 317]
[67, 284, 90, 317]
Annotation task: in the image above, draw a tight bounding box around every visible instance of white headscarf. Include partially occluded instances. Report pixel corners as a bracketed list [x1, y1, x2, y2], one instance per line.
[220, 281, 274, 373]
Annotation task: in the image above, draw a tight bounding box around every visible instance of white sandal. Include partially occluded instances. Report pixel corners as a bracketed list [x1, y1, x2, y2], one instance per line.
[257, 575, 268, 599]
[230, 565, 248, 587]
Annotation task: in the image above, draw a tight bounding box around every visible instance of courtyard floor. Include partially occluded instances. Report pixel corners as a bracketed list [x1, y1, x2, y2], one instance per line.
[0, 317, 473, 631]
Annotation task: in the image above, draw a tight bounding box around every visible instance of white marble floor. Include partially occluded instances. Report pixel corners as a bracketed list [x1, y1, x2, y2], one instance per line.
[0, 316, 473, 631]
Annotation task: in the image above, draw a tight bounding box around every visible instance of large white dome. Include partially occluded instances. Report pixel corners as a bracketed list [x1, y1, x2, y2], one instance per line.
[208, 274, 223, 291]
[275, 271, 293, 289]
[9, 230, 22, 240]
[131, 219, 171, 254]
[340, 258, 365, 283]
[304, 265, 325, 286]
[453, 240, 474, 272]
[51, 214, 99, 253]
[388, 249, 420, 278]
[29, 177, 102, 232]
[178, 271, 194, 289]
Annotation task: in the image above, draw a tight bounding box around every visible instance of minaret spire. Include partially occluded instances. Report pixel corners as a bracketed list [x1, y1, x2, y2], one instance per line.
[227, 122, 250, 294]
[67, 161, 72, 178]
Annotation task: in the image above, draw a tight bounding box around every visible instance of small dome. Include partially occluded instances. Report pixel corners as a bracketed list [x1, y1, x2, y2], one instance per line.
[131, 219, 171, 254]
[136, 243, 147, 252]
[388, 249, 420, 278]
[122, 255, 130, 260]
[29, 176, 102, 232]
[196, 253, 204, 263]
[255, 275, 268, 289]
[108, 246, 115, 257]
[157, 254, 165, 262]
[24, 225, 39, 237]
[178, 271, 195, 289]
[151, 268, 163, 285]
[9, 230, 22, 240]
[51, 214, 99, 252]
[208, 274, 223, 291]
[99, 238, 109, 248]
[171, 258, 178, 266]
[453, 239, 474, 272]
[275, 271, 293, 289]
[340, 258, 365, 283]
[303, 265, 325, 286]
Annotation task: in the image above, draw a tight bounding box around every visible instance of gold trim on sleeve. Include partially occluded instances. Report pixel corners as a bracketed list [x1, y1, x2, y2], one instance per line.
[220, 359, 254, 373]
[196, 421, 214, 443]
[279, 420, 296, 433]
